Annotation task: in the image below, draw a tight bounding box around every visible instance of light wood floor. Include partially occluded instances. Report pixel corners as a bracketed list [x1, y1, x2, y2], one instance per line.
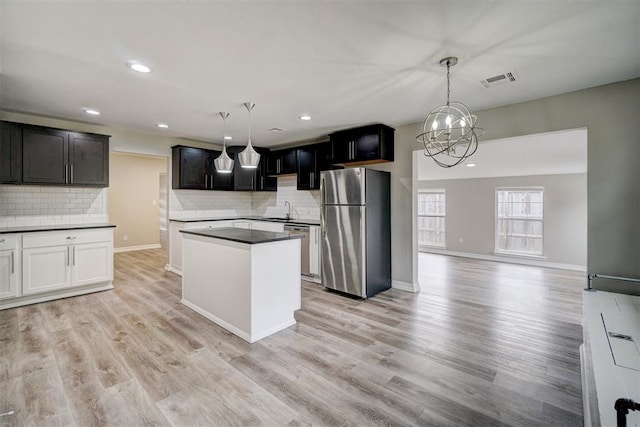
[0, 250, 585, 426]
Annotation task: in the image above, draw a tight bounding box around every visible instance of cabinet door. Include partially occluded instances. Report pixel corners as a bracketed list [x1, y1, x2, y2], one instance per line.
[280, 149, 297, 174]
[68, 133, 109, 186]
[266, 152, 279, 175]
[232, 159, 256, 191]
[172, 146, 210, 190]
[22, 246, 70, 295]
[296, 147, 315, 190]
[22, 126, 69, 184]
[71, 242, 113, 287]
[353, 129, 381, 161]
[0, 122, 22, 184]
[309, 226, 321, 276]
[330, 131, 353, 163]
[0, 249, 18, 300]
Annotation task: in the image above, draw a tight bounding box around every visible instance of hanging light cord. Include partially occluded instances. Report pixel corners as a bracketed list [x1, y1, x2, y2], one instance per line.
[446, 59, 451, 107]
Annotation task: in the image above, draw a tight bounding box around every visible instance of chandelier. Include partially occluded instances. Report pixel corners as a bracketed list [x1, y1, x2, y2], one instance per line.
[214, 112, 234, 173]
[238, 102, 261, 168]
[416, 56, 484, 168]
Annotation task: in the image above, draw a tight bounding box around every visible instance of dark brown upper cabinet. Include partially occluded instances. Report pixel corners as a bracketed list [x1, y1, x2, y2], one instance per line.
[172, 145, 233, 191]
[0, 121, 23, 184]
[255, 147, 277, 192]
[172, 145, 211, 190]
[21, 124, 109, 187]
[266, 148, 297, 175]
[330, 124, 394, 165]
[227, 145, 256, 191]
[296, 141, 332, 190]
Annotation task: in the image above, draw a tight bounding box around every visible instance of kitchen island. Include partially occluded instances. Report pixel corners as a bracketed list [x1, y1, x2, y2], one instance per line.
[180, 227, 303, 343]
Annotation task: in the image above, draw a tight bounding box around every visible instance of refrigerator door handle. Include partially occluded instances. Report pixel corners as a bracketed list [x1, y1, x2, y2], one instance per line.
[320, 174, 326, 205]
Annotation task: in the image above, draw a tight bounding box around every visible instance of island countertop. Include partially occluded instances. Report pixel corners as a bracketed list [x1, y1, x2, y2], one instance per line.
[180, 227, 304, 244]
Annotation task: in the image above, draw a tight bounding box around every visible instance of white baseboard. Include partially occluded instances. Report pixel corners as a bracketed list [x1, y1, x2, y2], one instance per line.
[114, 244, 162, 253]
[165, 265, 183, 276]
[421, 248, 586, 272]
[392, 280, 420, 293]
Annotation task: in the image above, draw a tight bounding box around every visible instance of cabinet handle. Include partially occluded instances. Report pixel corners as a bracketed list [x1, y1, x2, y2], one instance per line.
[67, 247, 70, 266]
[210, 175, 214, 189]
[72, 246, 75, 266]
[64, 164, 68, 183]
[310, 171, 314, 186]
[10, 251, 14, 274]
[70, 164, 74, 183]
[204, 174, 208, 188]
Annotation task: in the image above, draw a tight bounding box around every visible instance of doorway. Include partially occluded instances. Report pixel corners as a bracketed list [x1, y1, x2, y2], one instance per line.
[413, 128, 588, 287]
[109, 152, 169, 255]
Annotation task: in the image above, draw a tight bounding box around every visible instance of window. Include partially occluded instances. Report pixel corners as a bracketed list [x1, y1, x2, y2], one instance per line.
[417, 189, 446, 248]
[495, 188, 543, 256]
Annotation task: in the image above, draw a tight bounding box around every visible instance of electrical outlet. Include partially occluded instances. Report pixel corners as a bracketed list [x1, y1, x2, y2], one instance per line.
[123, 235, 128, 241]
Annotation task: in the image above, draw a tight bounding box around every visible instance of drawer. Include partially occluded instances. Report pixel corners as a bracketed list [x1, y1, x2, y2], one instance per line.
[23, 229, 113, 249]
[0, 235, 18, 250]
[185, 221, 233, 230]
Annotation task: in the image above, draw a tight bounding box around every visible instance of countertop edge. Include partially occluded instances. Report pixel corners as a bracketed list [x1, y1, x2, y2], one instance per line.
[0, 223, 116, 234]
[180, 228, 304, 245]
[169, 217, 320, 226]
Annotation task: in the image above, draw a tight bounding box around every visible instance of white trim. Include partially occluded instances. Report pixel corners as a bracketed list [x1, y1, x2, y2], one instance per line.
[420, 247, 586, 272]
[165, 265, 182, 276]
[181, 298, 295, 343]
[0, 283, 113, 310]
[392, 280, 420, 293]
[114, 244, 162, 253]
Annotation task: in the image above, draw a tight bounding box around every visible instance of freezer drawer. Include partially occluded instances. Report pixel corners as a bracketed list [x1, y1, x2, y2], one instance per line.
[321, 205, 365, 297]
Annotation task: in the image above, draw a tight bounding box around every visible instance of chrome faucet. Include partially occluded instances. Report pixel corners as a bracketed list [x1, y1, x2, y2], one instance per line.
[285, 201, 291, 220]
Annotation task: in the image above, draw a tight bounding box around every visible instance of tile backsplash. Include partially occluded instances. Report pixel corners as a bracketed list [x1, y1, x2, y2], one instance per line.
[0, 185, 107, 227]
[170, 189, 252, 219]
[0, 175, 321, 228]
[252, 176, 321, 220]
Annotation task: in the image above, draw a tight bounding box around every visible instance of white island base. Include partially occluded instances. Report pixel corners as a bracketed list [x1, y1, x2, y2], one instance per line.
[181, 230, 301, 343]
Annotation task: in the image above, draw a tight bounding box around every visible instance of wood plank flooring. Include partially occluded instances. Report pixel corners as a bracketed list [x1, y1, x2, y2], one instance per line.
[0, 250, 585, 426]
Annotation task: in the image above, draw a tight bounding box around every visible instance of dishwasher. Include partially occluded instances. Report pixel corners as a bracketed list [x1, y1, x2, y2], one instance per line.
[284, 224, 310, 276]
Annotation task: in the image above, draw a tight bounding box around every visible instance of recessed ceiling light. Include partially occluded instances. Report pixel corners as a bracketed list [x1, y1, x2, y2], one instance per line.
[156, 123, 169, 129]
[466, 163, 477, 167]
[298, 114, 311, 121]
[224, 136, 232, 140]
[84, 108, 101, 115]
[127, 61, 152, 73]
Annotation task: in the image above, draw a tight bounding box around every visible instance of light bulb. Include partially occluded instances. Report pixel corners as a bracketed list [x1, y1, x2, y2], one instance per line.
[431, 120, 438, 130]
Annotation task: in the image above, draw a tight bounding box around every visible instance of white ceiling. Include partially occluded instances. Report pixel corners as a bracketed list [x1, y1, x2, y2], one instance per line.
[0, 1, 638, 148]
[417, 128, 588, 180]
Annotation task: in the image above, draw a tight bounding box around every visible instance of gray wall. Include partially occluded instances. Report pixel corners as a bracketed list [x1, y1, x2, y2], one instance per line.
[418, 174, 587, 267]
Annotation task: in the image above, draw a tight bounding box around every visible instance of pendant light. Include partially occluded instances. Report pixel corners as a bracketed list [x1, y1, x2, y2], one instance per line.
[214, 112, 234, 174]
[238, 102, 261, 169]
[416, 56, 484, 168]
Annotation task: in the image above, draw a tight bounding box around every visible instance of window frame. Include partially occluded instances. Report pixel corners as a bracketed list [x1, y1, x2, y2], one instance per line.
[494, 187, 544, 257]
[417, 188, 446, 249]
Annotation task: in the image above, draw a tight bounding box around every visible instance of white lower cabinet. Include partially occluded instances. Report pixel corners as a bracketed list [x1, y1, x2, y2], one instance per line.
[22, 245, 70, 295]
[71, 242, 113, 287]
[0, 238, 19, 300]
[22, 229, 113, 295]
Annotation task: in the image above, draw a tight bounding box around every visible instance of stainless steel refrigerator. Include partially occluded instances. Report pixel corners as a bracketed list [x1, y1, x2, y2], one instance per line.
[320, 168, 391, 298]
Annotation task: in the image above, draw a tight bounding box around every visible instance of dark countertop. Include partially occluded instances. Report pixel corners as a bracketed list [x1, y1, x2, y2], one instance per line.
[169, 216, 320, 227]
[180, 227, 304, 245]
[0, 223, 116, 235]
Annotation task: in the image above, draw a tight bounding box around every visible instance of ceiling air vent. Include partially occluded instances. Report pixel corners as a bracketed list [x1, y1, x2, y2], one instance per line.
[480, 71, 519, 88]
